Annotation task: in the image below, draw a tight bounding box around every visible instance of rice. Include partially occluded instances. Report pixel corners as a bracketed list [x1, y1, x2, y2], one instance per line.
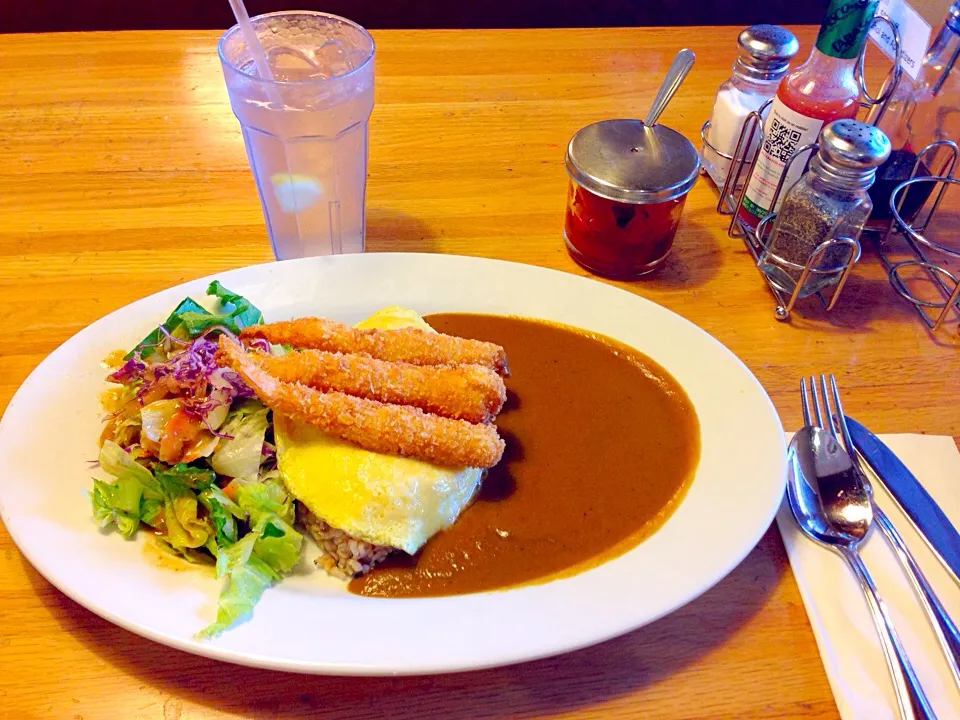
[297, 504, 395, 580]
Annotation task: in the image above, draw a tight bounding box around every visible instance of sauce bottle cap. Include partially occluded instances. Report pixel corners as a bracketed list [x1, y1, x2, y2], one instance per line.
[948, 1, 960, 32]
[565, 119, 700, 204]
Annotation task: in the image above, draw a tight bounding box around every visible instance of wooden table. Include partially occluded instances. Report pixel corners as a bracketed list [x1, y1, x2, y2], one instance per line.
[1, 25, 957, 720]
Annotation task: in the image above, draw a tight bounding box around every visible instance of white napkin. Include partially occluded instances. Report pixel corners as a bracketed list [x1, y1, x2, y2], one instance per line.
[777, 434, 960, 720]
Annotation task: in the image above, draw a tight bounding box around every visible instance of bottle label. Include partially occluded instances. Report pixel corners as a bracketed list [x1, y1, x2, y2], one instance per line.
[869, 0, 931, 81]
[740, 98, 825, 222]
[815, 0, 880, 59]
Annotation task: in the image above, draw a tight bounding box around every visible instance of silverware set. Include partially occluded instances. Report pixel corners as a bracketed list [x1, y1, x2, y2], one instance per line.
[786, 374, 960, 720]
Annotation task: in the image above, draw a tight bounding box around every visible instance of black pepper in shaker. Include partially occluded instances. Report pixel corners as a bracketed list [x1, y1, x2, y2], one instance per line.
[759, 119, 891, 297]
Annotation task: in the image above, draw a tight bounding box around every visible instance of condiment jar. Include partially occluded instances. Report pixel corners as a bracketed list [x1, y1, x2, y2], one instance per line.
[759, 119, 891, 297]
[701, 25, 799, 188]
[563, 119, 700, 278]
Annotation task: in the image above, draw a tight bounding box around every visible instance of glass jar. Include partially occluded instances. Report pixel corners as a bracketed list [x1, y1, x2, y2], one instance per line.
[701, 25, 799, 188]
[563, 119, 700, 278]
[760, 119, 891, 296]
[867, 1, 960, 224]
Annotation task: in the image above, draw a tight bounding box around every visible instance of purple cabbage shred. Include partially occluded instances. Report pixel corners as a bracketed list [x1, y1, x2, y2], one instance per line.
[109, 335, 253, 421]
[107, 355, 146, 383]
[247, 337, 271, 353]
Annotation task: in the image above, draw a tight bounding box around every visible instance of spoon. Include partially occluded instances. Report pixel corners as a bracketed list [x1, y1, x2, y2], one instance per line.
[643, 48, 695, 127]
[787, 426, 938, 720]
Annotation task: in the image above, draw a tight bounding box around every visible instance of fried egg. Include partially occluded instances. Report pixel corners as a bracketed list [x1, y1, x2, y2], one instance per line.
[274, 306, 483, 554]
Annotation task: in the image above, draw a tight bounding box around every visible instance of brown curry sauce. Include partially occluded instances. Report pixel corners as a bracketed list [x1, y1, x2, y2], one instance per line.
[348, 313, 700, 598]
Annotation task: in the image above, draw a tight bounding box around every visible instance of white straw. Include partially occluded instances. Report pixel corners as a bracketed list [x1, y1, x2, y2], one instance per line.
[227, 0, 284, 107]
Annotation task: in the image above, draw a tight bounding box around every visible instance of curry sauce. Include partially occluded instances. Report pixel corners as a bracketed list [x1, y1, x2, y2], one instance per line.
[349, 313, 700, 598]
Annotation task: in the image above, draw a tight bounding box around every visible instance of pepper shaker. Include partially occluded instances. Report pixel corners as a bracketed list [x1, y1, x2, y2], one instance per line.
[759, 119, 891, 297]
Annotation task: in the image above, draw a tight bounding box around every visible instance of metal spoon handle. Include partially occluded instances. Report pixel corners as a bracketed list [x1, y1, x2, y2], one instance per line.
[643, 48, 695, 127]
[875, 506, 960, 689]
[840, 547, 938, 720]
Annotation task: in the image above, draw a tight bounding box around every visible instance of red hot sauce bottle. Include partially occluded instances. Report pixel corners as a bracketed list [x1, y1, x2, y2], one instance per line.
[738, 0, 879, 231]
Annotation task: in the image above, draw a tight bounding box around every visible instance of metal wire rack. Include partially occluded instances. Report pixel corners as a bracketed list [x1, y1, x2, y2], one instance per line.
[874, 140, 960, 331]
[703, 17, 918, 324]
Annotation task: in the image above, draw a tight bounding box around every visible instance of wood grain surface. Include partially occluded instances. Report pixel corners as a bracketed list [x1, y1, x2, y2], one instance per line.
[0, 25, 957, 720]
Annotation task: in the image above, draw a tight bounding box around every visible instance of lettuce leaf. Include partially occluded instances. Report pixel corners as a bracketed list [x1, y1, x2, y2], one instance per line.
[197, 482, 303, 638]
[91, 478, 142, 538]
[91, 441, 164, 537]
[210, 403, 270, 479]
[140, 497, 164, 529]
[253, 516, 303, 573]
[140, 399, 181, 444]
[156, 537, 215, 565]
[198, 486, 244, 547]
[236, 480, 295, 527]
[149, 464, 215, 550]
[163, 492, 211, 550]
[127, 297, 208, 359]
[99, 440, 162, 499]
[155, 463, 217, 492]
[128, 281, 262, 358]
[197, 531, 279, 638]
[177, 281, 263, 337]
[95, 443, 214, 550]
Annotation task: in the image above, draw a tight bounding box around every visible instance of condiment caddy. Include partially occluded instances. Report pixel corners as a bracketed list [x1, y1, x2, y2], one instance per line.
[710, 9, 900, 320]
[709, 2, 960, 333]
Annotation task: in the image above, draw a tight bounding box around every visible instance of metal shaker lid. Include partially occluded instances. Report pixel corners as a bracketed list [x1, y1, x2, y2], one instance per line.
[817, 119, 892, 179]
[736, 25, 800, 79]
[564, 119, 700, 204]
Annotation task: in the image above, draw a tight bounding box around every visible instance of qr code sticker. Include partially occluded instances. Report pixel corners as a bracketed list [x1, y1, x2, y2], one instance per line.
[763, 118, 802, 163]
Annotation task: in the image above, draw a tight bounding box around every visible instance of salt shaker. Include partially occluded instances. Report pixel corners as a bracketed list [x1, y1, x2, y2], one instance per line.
[759, 119, 891, 297]
[700, 25, 799, 188]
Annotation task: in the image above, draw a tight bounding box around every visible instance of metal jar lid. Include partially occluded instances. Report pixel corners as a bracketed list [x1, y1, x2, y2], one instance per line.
[815, 119, 892, 184]
[565, 119, 700, 204]
[736, 25, 799, 80]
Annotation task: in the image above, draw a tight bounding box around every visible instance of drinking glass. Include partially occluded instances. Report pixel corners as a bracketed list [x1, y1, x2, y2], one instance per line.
[219, 11, 375, 259]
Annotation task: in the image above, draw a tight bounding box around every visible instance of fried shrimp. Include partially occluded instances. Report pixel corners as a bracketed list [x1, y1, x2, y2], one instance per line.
[218, 337, 505, 468]
[248, 348, 505, 423]
[240, 317, 510, 376]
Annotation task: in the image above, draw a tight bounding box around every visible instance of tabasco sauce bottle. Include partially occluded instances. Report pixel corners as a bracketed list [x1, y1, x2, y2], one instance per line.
[738, 0, 878, 230]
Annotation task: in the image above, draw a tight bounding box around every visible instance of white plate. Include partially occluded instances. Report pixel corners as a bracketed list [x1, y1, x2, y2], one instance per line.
[0, 253, 785, 675]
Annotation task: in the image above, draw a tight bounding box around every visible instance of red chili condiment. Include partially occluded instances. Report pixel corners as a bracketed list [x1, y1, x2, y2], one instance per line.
[564, 181, 687, 277]
[563, 119, 699, 279]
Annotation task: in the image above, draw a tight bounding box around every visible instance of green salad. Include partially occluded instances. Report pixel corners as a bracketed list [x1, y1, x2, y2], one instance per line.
[91, 281, 299, 637]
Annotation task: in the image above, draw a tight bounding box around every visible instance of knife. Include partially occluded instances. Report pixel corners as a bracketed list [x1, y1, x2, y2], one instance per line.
[846, 415, 960, 587]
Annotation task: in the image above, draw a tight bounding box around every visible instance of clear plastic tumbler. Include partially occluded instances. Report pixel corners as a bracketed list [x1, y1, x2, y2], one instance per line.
[218, 12, 375, 259]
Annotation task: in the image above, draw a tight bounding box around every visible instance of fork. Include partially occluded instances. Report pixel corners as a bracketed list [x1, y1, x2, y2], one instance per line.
[807, 373, 960, 692]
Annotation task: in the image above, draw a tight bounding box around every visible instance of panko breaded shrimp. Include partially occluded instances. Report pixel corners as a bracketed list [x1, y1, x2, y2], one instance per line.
[240, 317, 510, 376]
[249, 348, 505, 423]
[218, 337, 505, 468]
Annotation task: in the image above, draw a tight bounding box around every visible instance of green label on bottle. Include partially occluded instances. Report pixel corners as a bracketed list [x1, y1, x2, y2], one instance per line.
[815, 0, 879, 59]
